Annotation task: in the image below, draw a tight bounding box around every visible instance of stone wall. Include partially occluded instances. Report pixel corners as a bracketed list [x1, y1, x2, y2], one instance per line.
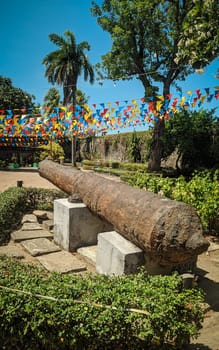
[78, 133, 178, 168]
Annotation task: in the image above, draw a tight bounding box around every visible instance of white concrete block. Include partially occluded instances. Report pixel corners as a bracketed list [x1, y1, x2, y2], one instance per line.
[53, 198, 112, 251]
[96, 231, 144, 275]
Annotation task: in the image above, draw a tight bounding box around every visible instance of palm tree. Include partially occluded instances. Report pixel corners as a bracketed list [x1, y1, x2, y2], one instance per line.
[43, 88, 60, 112]
[42, 30, 95, 165]
[42, 30, 94, 106]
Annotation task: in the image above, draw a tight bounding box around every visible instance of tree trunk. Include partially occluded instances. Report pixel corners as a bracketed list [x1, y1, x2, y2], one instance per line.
[148, 83, 170, 172]
[148, 118, 165, 171]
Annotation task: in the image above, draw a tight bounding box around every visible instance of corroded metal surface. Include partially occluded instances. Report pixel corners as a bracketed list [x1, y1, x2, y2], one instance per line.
[39, 160, 209, 267]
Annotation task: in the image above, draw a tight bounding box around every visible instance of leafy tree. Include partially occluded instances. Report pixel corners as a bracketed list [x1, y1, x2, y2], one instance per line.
[91, 0, 219, 171]
[127, 130, 141, 162]
[0, 75, 34, 110]
[162, 109, 218, 174]
[42, 30, 95, 165]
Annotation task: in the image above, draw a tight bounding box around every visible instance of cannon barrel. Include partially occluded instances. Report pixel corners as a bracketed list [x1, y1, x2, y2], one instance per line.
[39, 160, 209, 267]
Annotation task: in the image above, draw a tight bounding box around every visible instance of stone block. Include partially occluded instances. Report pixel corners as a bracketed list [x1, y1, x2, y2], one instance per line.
[53, 198, 113, 251]
[96, 231, 144, 276]
[37, 251, 87, 273]
[11, 229, 53, 242]
[32, 210, 49, 220]
[21, 222, 43, 231]
[42, 220, 54, 231]
[0, 243, 25, 259]
[21, 238, 61, 257]
[21, 214, 38, 224]
[77, 245, 97, 265]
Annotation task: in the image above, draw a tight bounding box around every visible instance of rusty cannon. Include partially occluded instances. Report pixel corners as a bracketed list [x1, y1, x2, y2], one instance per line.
[39, 159, 209, 269]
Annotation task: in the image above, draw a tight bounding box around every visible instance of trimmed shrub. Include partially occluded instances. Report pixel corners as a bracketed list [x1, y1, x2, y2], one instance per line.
[0, 187, 27, 244]
[24, 188, 67, 211]
[111, 161, 120, 169]
[0, 187, 67, 244]
[123, 170, 219, 233]
[120, 162, 148, 172]
[0, 256, 205, 350]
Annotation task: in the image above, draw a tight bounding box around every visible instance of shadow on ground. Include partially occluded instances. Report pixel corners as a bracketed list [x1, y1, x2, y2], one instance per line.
[186, 344, 212, 350]
[196, 267, 219, 312]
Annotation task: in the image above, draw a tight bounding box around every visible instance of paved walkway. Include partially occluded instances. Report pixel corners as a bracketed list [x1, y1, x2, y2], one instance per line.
[0, 168, 59, 192]
[0, 210, 95, 273]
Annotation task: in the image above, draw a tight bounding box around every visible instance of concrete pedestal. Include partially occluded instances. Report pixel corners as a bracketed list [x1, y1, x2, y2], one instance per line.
[96, 231, 144, 275]
[54, 198, 112, 251]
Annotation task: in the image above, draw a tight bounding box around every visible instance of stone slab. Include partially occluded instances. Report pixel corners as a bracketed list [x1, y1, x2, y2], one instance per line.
[21, 222, 43, 231]
[32, 210, 49, 220]
[46, 212, 54, 220]
[11, 229, 53, 242]
[77, 245, 97, 265]
[21, 214, 38, 224]
[37, 251, 87, 273]
[96, 231, 144, 276]
[0, 244, 25, 259]
[42, 220, 54, 231]
[208, 241, 219, 253]
[21, 238, 61, 257]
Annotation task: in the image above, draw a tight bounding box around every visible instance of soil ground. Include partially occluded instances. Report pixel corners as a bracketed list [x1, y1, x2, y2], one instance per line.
[0, 168, 219, 349]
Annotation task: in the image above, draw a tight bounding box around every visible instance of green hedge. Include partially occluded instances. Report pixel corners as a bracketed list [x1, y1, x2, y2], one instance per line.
[0, 255, 205, 350]
[123, 170, 219, 232]
[24, 188, 67, 211]
[0, 187, 27, 244]
[119, 162, 148, 172]
[0, 187, 67, 244]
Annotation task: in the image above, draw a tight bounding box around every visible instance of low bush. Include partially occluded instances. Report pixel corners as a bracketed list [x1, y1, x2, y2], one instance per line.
[82, 164, 94, 170]
[82, 160, 99, 167]
[111, 161, 120, 169]
[38, 142, 64, 162]
[0, 255, 205, 350]
[120, 162, 148, 172]
[0, 159, 7, 168]
[0, 187, 67, 244]
[24, 188, 67, 211]
[0, 187, 27, 244]
[123, 170, 219, 233]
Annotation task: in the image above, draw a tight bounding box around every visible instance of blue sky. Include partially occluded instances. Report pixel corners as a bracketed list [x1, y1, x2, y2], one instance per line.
[1, 0, 218, 113]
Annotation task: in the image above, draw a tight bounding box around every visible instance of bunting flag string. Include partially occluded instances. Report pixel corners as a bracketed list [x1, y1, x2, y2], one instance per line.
[0, 86, 218, 147]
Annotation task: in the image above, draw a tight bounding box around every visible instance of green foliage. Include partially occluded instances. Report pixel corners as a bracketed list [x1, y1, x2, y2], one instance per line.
[162, 109, 219, 173]
[42, 30, 94, 106]
[0, 187, 67, 244]
[0, 255, 205, 349]
[91, 0, 219, 171]
[124, 170, 219, 232]
[175, 0, 219, 68]
[24, 188, 67, 211]
[120, 162, 148, 172]
[0, 159, 7, 168]
[43, 88, 60, 111]
[0, 75, 34, 110]
[111, 161, 120, 168]
[0, 187, 27, 244]
[127, 131, 142, 163]
[38, 142, 64, 162]
[91, 0, 218, 93]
